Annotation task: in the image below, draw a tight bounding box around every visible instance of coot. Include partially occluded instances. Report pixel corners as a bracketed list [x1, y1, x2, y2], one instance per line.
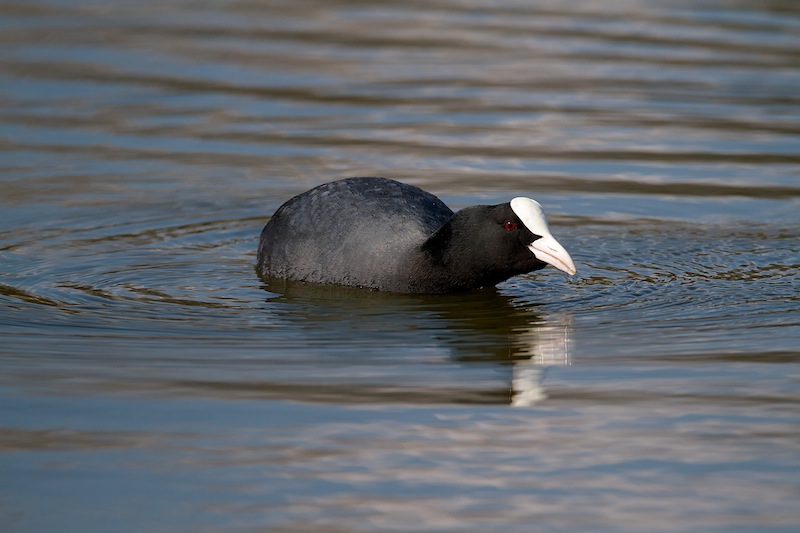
[257, 177, 575, 294]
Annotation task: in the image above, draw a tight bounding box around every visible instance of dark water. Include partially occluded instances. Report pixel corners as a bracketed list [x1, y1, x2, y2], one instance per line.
[2, 0, 799, 531]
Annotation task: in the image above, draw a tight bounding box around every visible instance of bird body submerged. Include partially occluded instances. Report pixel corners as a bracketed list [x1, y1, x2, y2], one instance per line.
[257, 177, 575, 294]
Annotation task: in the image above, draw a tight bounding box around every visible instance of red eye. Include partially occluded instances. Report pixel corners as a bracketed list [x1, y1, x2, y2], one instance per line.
[503, 220, 517, 231]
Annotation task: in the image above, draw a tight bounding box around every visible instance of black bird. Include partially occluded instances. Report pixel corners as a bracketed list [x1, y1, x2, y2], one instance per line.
[257, 177, 575, 294]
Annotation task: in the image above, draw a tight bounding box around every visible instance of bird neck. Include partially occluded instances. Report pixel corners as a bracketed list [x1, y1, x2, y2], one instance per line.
[416, 208, 505, 293]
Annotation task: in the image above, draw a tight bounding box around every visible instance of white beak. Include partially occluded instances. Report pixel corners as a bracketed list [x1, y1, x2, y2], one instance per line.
[510, 196, 577, 276]
[528, 235, 577, 276]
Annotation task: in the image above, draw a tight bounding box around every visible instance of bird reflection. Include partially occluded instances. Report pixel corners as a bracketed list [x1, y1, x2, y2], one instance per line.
[260, 277, 574, 406]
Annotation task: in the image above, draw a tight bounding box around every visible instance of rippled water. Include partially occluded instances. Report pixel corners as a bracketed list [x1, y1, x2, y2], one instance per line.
[1, 0, 799, 531]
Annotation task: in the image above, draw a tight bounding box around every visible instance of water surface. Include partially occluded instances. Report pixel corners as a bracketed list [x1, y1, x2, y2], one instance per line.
[1, 1, 799, 531]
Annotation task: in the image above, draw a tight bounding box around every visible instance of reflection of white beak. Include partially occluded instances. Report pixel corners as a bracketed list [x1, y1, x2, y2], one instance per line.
[528, 235, 577, 276]
[511, 365, 547, 407]
[511, 315, 573, 407]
